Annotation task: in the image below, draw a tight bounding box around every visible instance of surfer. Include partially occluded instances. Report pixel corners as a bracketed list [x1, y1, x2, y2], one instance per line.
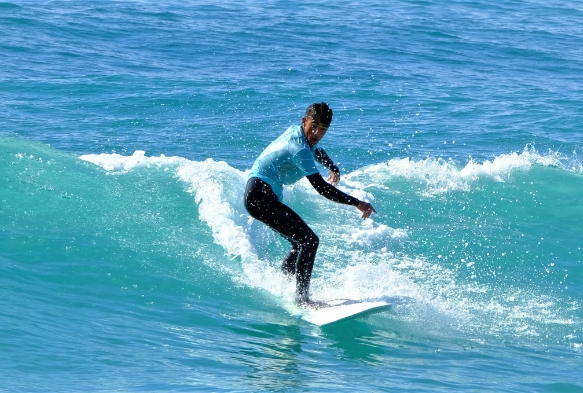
[244, 102, 376, 306]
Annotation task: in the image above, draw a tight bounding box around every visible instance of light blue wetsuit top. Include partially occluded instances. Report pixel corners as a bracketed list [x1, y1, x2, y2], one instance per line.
[248, 125, 319, 201]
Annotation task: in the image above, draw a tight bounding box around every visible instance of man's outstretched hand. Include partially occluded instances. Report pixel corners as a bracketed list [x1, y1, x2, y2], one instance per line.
[357, 201, 377, 219]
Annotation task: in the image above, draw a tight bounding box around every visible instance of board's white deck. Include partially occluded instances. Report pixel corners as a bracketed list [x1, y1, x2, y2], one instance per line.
[285, 299, 391, 326]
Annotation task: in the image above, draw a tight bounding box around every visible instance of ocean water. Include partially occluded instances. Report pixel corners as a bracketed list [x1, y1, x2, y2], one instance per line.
[1, 0, 582, 391]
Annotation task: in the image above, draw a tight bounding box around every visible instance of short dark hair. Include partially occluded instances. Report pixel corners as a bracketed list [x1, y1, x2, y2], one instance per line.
[305, 102, 333, 126]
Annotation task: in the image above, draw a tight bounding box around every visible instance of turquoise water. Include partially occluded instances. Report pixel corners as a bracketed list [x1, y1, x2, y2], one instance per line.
[1, 1, 582, 391]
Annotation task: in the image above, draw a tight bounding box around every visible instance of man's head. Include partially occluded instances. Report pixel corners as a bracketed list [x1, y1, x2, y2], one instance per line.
[302, 102, 333, 146]
[305, 102, 333, 126]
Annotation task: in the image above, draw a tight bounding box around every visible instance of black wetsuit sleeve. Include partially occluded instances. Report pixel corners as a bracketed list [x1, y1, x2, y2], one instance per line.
[314, 147, 340, 175]
[306, 173, 360, 206]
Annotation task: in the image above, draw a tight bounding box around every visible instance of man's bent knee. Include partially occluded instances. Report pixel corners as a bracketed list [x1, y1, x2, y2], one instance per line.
[301, 231, 319, 251]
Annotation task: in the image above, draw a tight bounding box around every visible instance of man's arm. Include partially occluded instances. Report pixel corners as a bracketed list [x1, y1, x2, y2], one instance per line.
[314, 147, 340, 185]
[306, 173, 376, 219]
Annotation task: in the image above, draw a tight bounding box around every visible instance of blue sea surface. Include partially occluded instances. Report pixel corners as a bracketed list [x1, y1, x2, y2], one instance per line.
[1, 1, 582, 391]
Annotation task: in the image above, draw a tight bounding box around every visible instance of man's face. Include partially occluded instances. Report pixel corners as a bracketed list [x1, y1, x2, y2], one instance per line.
[302, 116, 329, 146]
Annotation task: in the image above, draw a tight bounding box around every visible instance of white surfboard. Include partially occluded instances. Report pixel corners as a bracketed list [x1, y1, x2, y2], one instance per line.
[285, 299, 391, 326]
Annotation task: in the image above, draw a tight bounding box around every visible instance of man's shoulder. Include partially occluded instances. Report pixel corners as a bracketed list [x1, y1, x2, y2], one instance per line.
[281, 124, 302, 138]
[285, 125, 311, 150]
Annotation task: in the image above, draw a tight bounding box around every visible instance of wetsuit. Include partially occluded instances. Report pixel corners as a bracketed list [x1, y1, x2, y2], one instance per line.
[244, 125, 359, 302]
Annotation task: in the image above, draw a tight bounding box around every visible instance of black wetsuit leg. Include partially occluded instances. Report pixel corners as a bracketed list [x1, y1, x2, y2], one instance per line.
[281, 248, 298, 275]
[244, 177, 319, 302]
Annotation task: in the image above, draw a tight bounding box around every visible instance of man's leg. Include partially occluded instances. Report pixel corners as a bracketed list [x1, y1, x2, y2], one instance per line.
[244, 178, 319, 302]
[281, 247, 298, 276]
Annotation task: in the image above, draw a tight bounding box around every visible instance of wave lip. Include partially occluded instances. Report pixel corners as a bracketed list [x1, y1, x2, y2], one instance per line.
[349, 145, 580, 195]
[79, 150, 186, 172]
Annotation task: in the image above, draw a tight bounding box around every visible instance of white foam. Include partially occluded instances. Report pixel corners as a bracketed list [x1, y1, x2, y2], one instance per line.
[80, 150, 186, 172]
[341, 222, 408, 247]
[346, 145, 571, 195]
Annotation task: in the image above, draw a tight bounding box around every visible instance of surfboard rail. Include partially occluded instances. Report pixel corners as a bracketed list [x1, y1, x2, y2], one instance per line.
[285, 298, 392, 326]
